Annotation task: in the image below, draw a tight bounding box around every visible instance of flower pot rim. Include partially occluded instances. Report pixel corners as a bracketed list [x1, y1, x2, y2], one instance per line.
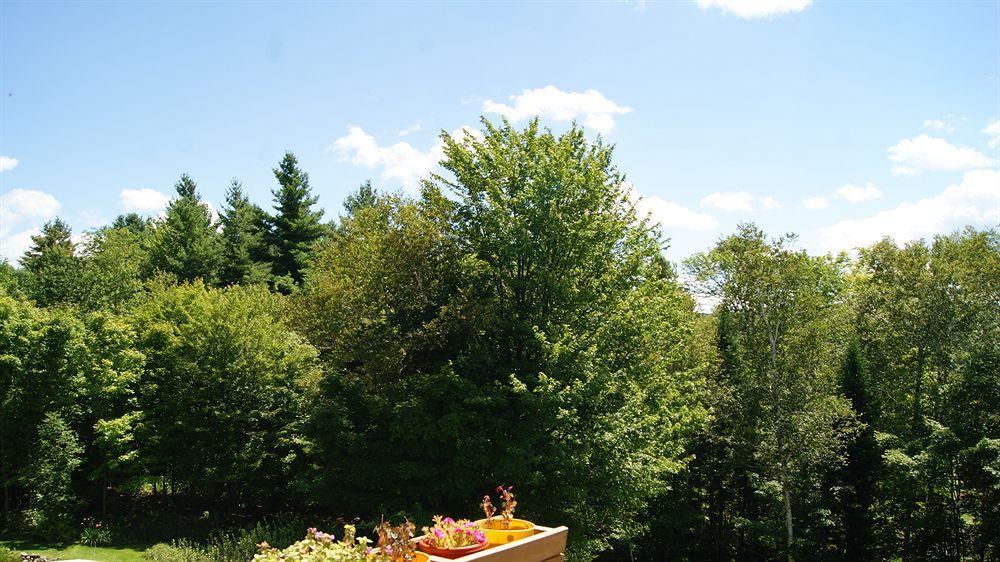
[417, 538, 488, 558]
[474, 517, 535, 530]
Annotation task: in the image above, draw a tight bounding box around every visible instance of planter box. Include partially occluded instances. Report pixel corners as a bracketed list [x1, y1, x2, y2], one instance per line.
[415, 525, 568, 562]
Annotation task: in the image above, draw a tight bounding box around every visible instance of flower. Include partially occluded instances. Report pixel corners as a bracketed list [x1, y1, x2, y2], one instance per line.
[421, 515, 487, 548]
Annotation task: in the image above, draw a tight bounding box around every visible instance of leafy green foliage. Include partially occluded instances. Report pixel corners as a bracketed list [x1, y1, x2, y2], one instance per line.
[22, 412, 83, 540]
[0, 119, 994, 562]
[298, 119, 708, 560]
[133, 281, 319, 507]
[684, 225, 857, 560]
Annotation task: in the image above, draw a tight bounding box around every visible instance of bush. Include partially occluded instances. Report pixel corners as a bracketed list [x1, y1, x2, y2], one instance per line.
[0, 546, 20, 562]
[253, 527, 369, 562]
[143, 542, 213, 562]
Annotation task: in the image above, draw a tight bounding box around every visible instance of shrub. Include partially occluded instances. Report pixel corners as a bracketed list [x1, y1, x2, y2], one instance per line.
[143, 542, 213, 562]
[0, 546, 20, 562]
[253, 526, 369, 562]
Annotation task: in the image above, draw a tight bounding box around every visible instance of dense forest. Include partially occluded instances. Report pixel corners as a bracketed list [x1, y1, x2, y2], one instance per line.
[1, 119, 997, 561]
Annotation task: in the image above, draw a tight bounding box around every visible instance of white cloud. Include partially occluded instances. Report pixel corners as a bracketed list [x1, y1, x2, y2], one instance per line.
[923, 118, 955, 134]
[695, 0, 812, 19]
[330, 125, 481, 190]
[0, 188, 62, 263]
[701, 191, 755, 211]
[803, 196, 829, 210]
[1, 188, 61, 225]
[760, 196, 783, 210]
[0, 156, 18, 172]
[820, 168, 1000, 251]
[637, 196, 718, 232]
[120, 188, 171, 214]
[984, 118, 1000, 149]
[1, 228, 40, 263]
[482, 86, 632, 134]
[833, 182, 882, 203]
[398, 122, 423, 137]
[888, 134, 995, 175]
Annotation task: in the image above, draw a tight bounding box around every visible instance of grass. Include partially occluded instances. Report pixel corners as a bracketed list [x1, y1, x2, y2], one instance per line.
[0, 540, 147, 562]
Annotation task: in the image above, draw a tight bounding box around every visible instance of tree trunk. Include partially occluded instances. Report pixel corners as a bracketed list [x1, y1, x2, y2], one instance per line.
[784, 477, 795, 562]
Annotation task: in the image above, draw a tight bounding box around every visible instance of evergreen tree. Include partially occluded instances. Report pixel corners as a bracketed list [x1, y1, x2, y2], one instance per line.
[837, 339, 878, 560]
[219, 179, 271, 286]
[343, 180, 378, 215]
[20, 218, 83, 306]
[146, 174, 222, 284]
[111, 212, 150, 233]
[268, 152, 324, 287]
[22, 412, 83, 540]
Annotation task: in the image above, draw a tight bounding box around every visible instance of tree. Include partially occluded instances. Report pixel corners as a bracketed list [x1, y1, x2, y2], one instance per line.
[219, 179, 271, 286]
[855, 229, 999, 560]
[77, 223, 153, 311]
[146, 174, 222, 284]
[134, 282, 319, 507]
[836, 340, 878, 560]
[343, 180, 378, 216]
[22, 412, 83, 540]
[111, 212, 151, 233]
[20, 218, 83, 306]
[686, 224, 855, 562]
[268, 152, 324, 288]
[298, 120, 709, 560]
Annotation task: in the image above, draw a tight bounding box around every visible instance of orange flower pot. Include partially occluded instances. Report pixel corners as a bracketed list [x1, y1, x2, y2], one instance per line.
[475, 518, 535, 545]
[417, 539, 487, 559]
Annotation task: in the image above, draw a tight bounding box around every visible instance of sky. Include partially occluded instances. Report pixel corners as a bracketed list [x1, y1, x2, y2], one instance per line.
[1, 0, 998, 264]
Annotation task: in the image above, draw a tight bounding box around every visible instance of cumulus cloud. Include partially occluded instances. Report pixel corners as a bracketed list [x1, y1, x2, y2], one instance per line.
[1, 188, 61, 225]
[701, 191, 754, 211]
[695, 0, 812, 19]
[0, 156, 18, 172]
[637, 196, 718, 232]
[482, 86, 631, 134]
[0, 188, 62, 262]
[330, 125, 481, 190]
[803, 196, 829, 210]
[120, 188, 172, 214]
[923, 118, 955, 134]
[819, 169, 1000, 251]
[984, 118, 1000, 149]
[1, 228, 41, 263]
[888, 134, 995, 175]
[833, 182, 882, 204]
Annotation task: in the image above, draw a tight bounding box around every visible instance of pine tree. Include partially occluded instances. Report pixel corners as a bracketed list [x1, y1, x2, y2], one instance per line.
[838, 339, 879, 560]
[146, 174, 222, 284]
[20, 218, 82, 306]
[268, 152, 324, 287]
[343, 180, 378, 215]
[219, 179, 271, 286]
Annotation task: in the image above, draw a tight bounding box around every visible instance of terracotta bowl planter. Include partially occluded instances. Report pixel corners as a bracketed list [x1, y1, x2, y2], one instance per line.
[475, 518, 535, 545]
[416, 539, 487, 559]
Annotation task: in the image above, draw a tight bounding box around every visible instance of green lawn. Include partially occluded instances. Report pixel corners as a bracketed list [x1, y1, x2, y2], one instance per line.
[1, 540, 147, 562]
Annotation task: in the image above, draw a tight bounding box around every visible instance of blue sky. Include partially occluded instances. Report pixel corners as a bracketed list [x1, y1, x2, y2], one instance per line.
[2, 0, 998, 264]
